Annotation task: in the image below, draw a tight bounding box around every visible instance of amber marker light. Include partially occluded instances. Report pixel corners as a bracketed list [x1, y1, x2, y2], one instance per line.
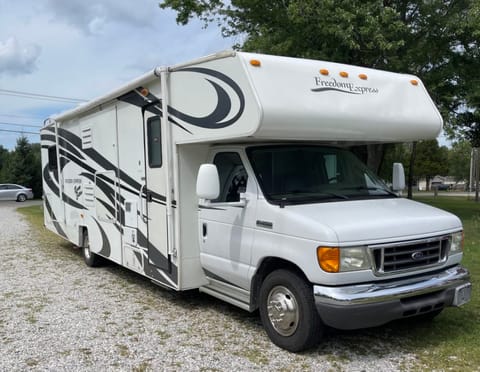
[359, 73, 368, 80]
[250, 59, 261, 67]
[317, 247, 340, 273]
[339, 71, 349, 78]
[320, 69, 329, 76]
[410, 79, 419, 86]
[139, 88, 150, 96]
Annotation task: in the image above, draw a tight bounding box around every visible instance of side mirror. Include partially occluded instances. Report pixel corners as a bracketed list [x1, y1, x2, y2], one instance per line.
[392, 163, 405, 191]
[196, 164, 220, 200]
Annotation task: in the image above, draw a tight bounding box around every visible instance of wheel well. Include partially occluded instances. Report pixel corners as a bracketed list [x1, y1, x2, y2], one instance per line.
[250, 257, 310, 311]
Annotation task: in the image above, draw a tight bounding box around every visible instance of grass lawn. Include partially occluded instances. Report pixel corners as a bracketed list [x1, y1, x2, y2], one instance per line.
[405, 196, 480, 370]
[17, 199, 480, 370]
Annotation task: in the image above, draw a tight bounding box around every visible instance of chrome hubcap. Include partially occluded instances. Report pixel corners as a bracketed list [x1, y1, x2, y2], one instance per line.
[266, 285, 299, 336]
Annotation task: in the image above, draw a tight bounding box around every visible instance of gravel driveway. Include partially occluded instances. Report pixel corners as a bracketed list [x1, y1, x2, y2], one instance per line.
[0, 203, 418, 371]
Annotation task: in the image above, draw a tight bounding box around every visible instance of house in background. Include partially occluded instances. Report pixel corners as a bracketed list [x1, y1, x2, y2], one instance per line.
[417, 175, 466, 191]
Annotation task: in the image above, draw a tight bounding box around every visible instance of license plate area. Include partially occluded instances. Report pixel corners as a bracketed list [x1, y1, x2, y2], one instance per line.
[453, 283, 472, 307]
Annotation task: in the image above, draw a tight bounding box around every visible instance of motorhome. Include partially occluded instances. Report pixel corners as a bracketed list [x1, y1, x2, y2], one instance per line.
[41, 51, 471, 352]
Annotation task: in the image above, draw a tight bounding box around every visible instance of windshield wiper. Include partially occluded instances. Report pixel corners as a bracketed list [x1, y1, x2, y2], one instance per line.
[274, 192, 349, 206]
[341, 186, 397, 197]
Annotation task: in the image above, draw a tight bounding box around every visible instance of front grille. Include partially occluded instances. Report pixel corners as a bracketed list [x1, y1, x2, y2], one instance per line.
[371, 236, 449, 274]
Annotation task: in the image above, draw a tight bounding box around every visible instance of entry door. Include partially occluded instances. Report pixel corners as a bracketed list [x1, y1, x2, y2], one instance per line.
[199, 151, 256, 290]
[144, 115, 170, 271]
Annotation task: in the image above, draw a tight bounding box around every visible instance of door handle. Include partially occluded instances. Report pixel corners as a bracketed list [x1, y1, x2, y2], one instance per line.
[139, 184, 148, 223]
[202, 222, 207, 243]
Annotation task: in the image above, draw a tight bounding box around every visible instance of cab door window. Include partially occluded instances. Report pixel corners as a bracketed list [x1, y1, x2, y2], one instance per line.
[212, 152, 248, 203]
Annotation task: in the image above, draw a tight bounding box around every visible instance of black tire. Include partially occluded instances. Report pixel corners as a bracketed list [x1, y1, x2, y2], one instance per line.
[259, 269, 323, 352]
[16, 194, 27, 202]
[82, 232, 103, 267]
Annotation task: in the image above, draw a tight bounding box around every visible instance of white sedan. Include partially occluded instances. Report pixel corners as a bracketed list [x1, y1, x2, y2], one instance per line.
[0, 184, 34, 202]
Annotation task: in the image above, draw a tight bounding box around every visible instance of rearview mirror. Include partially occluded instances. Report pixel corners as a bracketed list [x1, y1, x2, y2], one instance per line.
[392, 163, 405, 191]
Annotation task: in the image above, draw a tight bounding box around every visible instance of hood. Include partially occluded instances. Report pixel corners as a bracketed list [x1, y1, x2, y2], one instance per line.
[277, 198, 462, 244]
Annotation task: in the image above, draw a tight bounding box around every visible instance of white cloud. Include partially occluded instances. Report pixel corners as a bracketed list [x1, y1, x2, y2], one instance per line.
[0, 37, 41, 76]
[43, 0, 155, 35]
[0, 0, 234, 149]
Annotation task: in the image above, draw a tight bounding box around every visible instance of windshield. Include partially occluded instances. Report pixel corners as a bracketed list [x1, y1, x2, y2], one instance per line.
[247, 145, 395, 205]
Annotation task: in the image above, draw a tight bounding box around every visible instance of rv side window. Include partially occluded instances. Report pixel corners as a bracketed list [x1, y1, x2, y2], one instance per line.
[212, 152, 248, 203]
[147, 116, 162, 168]
[48, 146, 58, 170]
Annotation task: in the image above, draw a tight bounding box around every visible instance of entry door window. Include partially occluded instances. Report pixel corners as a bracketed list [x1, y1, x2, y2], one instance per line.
[213, 152, 248, 203]
[147, 116, 162, 168]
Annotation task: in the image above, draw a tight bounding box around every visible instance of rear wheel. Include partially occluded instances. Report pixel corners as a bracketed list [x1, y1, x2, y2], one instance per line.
[82, 232, 103, 267]
[17, 194, 27, 202]
[259, 269, 323, 352]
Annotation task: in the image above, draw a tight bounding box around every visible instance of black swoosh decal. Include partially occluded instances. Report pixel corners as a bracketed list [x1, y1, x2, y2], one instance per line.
[43, 165, 59, 196]
[119, 67, 245, 130]
[311, 87, 360, 94]
[44, 196, 67, 238]
[92, 219, 111, 257]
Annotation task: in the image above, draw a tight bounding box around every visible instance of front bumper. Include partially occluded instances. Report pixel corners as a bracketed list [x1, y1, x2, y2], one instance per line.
[313, 265, 471, 330]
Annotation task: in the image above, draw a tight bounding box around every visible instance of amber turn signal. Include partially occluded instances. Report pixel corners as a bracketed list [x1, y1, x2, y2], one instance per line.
[317, 247, 340, 273]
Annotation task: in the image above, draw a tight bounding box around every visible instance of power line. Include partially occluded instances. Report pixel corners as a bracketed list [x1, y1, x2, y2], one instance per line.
[0, 121, 42, 128]
[0, 88, 87, 103]
[0, 113, 43, 119]
[0, 128, 39, 135]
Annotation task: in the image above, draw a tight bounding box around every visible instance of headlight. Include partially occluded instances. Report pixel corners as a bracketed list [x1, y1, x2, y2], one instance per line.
[450, 231, 464, 254]
[317, 246, 371, 272]
[340, 247, 371, 271]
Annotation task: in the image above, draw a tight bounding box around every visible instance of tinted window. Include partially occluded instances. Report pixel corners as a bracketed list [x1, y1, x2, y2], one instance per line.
[247, 145, 393, 205]
[147, 116, 162, 168]
[213, 152, 247, 203]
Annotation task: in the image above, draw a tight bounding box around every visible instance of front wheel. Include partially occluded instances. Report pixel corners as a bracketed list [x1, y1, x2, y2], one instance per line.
[17, 194, 27, 202]
[82, 232, 103, 267]
[259, 269, 323, 352]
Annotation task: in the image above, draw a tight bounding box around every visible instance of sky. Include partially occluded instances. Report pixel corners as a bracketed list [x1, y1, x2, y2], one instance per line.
[0, 0, 237, 149]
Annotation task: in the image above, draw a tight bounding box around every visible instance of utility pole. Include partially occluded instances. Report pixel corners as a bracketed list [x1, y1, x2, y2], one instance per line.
[407, 142, 417, 199]
[475, 148, 479, 202]
[470, 148, 474, 192]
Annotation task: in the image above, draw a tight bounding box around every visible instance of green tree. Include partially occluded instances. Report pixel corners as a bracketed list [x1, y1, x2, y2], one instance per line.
[378, 143, 411, 182]
[448, 140, 471, 186]
[0, 145, 10, 182]
[2, 136, 42, 197]
[414, 139, 449, 190]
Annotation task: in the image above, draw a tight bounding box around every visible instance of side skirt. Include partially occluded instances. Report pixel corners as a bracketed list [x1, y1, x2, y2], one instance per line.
[200, 277, 252, 311]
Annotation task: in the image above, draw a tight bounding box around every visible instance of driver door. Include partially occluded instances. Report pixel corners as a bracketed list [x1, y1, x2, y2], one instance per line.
[198, 150, 257, 290]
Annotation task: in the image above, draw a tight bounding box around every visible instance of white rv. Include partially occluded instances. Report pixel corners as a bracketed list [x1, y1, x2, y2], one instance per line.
[41, 51, 471, 352]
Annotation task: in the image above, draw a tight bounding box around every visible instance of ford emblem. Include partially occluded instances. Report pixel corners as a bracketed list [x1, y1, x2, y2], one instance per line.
[411, 251, 424, 260]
